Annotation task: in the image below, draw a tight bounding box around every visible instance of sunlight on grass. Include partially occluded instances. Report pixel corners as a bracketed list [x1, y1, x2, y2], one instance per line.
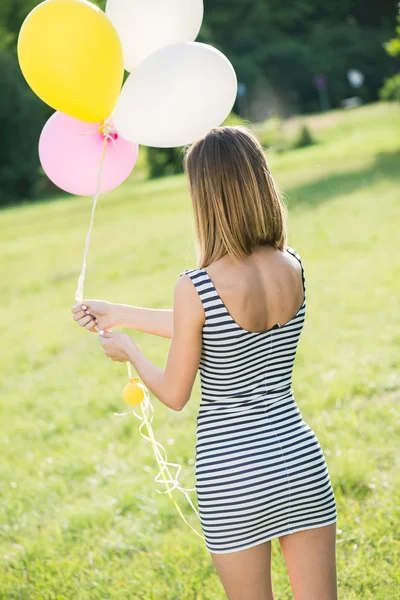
[1, 103, 399, 599]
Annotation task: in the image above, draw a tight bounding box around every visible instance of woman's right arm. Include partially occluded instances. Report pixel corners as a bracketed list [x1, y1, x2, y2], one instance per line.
[71, 300, 173, 339]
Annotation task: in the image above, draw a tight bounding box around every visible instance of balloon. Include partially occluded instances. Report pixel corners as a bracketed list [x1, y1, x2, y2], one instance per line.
[113, 42, 238, 148]
[106, 0, 204, 71]
[39, 112, 138, 196]
[18, 0, 124, 123]
[122, 378, 145, 406]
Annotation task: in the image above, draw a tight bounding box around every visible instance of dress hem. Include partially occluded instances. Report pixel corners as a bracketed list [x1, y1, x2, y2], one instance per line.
[205, 517, 338, 555]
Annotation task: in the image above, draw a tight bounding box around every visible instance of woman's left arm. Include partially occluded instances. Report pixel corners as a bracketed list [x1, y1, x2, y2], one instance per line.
[99, 274, 204, 411]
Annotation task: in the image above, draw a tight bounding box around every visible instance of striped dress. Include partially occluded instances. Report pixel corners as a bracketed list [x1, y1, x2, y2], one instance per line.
[181, 247, 337, 554]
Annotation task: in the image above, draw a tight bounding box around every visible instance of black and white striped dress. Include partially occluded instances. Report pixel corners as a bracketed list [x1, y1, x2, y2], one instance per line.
[181, 247, 337, 554]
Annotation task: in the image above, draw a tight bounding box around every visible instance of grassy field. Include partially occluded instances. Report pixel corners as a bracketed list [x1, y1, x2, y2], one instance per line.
[0, 102, 399, 599]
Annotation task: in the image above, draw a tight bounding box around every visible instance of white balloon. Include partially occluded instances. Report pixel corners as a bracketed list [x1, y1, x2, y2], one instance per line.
[106, 0, 204, 71]
[113, 42, 238, 148]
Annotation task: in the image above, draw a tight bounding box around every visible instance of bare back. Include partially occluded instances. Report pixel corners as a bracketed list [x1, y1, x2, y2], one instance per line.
[204, 245, 305, 333]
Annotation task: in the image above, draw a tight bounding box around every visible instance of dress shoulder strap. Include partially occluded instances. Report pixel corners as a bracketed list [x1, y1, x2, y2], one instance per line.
[180, 267, 202, 280]
[179, 268, 227, 318]
[286, 246, 306, 300]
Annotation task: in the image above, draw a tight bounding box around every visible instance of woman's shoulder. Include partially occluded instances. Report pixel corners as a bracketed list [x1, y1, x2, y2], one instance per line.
[179, 267, 203, 278]
[284, 245, 303, 264]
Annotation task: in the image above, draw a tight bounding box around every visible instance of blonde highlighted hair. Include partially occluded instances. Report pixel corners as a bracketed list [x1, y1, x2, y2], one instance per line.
[184, 126, 287, 269]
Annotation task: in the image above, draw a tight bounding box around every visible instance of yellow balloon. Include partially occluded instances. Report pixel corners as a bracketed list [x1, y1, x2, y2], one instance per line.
[123, 377, 145, 406]
[17, 0, 124, 123]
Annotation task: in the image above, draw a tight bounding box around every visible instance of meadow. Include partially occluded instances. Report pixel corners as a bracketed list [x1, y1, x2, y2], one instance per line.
[0, 102, 399, 599]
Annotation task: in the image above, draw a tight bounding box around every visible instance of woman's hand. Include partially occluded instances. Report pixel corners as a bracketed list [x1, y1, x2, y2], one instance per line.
[98, 331, 136, 363]
[71, 300, 119, 333]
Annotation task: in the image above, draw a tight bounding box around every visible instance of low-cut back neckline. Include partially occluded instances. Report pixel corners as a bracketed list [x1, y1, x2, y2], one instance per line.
[200, 247, 305, 335]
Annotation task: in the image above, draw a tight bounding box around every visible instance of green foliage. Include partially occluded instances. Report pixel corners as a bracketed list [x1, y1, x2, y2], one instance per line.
[202, 1, 398, 115]
[147, 146, 185, 179]
[379, 74, 400, 102]
[292, 124, 316, 149]
[222, 112, 245, 127]
[0, 0, 398, 200]
[385, 38, 400, 57]
[0, 48, 50, 205]
[384, 16, 400, 57]
[0, 104, 399, 599]
[255, 117, 287, 151]
[254, 119, 317, 153]
[379, 15, 400, 103]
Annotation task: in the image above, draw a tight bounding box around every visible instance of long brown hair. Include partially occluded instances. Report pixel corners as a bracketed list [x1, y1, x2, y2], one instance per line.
[184, 126, 287, 268]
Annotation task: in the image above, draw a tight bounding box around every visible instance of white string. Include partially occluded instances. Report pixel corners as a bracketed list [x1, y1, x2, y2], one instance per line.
[114, 380, 204, 540]
[75, 135, 108, 304]
[75, 121, 117, 305]
[74, 123, 203, 541]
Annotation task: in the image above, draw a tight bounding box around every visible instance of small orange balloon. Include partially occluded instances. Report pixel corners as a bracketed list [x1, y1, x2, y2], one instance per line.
[123, 377, 145, 405]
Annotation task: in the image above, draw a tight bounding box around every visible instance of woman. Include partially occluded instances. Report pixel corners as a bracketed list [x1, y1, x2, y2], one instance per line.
[71, 126, 338, 600]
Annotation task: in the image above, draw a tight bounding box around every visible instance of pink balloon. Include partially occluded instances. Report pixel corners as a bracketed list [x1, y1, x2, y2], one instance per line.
[39, 112, 139, 196]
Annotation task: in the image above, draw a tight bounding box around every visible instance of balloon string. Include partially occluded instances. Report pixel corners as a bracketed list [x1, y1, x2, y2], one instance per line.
[74, 127, 203, 541]
[116, 374, 205, 541]
[75, 134, 109, 304]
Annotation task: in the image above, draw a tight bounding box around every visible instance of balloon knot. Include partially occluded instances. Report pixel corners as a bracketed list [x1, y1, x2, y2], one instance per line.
[98, 119, 118, 145]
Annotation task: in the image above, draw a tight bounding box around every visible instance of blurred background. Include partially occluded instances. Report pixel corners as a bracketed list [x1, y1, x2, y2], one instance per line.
[1, 2, 399, 599]
[0, 0, 398, 201]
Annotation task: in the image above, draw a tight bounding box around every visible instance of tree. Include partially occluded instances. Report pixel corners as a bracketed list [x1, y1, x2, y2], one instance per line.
[0, 48, 50, 203]
[384, 15, 400, 57]
[0, 0, 398, 200]
[380, 15, 400, 102]
[202, 0, 398, 117]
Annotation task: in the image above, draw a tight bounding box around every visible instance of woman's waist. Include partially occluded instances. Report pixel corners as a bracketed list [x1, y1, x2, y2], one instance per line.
[197, 385, 294, 416]
[195, 390, 307, 446]
[199, 371, 293, 399]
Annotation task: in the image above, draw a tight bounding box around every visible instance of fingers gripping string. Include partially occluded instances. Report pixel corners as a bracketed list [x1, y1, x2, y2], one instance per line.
[115, 373, 204, 541]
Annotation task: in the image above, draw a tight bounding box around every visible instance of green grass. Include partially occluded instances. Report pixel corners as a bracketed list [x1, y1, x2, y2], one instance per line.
[0, 102, 399, 599]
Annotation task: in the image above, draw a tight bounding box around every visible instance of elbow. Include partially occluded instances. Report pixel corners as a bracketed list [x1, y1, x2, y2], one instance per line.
[171, 401, 186, 412]
[168, 395, 189, 412]
[162, 383, 192, 412]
